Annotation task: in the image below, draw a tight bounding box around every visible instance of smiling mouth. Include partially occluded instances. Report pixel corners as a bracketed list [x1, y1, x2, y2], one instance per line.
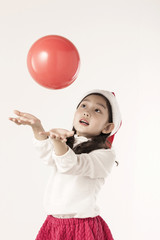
[79, 119, 89, 126]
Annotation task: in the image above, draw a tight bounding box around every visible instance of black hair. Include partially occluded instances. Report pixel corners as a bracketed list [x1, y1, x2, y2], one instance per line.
[66, 93, 119, 166]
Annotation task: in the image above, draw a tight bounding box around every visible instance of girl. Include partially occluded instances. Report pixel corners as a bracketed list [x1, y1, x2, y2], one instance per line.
[9, 89, 122, 240]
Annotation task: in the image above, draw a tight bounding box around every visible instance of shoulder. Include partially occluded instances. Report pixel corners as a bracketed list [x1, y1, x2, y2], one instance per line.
[87, 147, 116, 165]
[88, 147, 116, 162]
[91, 147, 115, 155]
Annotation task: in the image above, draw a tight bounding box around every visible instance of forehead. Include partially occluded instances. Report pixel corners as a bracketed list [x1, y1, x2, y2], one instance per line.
[82, 94, 107, 105]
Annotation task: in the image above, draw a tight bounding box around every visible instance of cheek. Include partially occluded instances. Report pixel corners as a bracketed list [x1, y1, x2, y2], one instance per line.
[93, 115, 105, 126]
[73, 111, 79, 123]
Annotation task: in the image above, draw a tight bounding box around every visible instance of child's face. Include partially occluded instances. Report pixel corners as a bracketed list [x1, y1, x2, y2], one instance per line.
[73, 94, 114, 138]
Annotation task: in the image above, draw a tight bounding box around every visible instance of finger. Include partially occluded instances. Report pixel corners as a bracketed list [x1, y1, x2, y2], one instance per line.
[39, 131, 57, 139]
[51, 133, 60, 139]
[50, 133, 64, 141]
[57, 136, 67, 143]
[48, 132, 67, 142]
[9, 118, 21, 125]
[12, 117, 30, 125]
[9, 117, 14, 121]
[48, 130, 60, 138]
[66, 131, 75, 137]
[13, 110, 35, 119]
[13, 110, 31, 119]
[13, 110, 23, 116]
[17, 116, 34, 124]
[15, 118, 24, 124]
[58, 133, 68, 139]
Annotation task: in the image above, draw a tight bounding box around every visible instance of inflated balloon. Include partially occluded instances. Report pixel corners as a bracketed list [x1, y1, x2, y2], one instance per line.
[27, 35, 80, 89]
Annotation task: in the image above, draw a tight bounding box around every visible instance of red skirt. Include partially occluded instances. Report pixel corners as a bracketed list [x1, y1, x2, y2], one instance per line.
[35, 215, 114, 240]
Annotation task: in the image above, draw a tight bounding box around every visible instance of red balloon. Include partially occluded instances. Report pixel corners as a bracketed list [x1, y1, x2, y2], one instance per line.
[27, 35, 80, 89]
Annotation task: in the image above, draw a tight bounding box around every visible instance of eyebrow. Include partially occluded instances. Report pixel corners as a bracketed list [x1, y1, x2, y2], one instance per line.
[82, 99, 106, 109]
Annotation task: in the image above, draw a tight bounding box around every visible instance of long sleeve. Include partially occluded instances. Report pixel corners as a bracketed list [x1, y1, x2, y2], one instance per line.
[32, 137, 56, 166]
[52, 147, 116, 179]
[33, 135, 116, 218]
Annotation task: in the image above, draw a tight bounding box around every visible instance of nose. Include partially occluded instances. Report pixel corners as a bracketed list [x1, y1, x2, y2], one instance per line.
[83, 111, 90, 118]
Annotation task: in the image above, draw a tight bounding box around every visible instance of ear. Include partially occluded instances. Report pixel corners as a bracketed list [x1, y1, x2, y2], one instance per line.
[102, 123, 115, 134]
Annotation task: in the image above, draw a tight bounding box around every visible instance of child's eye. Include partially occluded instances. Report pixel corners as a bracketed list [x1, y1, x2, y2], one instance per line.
[95, 109, 101, 113]
[81, 104, 86, 108]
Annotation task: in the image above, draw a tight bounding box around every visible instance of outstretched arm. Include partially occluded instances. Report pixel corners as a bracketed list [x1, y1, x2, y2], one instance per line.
[9, 110, 47, 140]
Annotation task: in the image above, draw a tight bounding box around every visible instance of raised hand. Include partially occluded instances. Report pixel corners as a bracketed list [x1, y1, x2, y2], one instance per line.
[39, 128, 74, 143]
[9, 110, 47, 140]
[9, 110, 41, 127]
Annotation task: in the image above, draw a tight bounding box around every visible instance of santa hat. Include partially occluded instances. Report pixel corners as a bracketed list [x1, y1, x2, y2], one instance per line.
[76, 89, 122, 148]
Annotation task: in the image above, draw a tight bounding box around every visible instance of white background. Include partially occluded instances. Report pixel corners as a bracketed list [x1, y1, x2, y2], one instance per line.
[0, 0, 160, 239]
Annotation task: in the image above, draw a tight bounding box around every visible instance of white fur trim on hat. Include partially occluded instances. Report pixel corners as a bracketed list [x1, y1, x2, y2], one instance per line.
[76, 89, 122, 136]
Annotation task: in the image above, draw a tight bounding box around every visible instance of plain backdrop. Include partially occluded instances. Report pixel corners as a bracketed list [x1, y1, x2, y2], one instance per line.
[0, 0, 160, 239]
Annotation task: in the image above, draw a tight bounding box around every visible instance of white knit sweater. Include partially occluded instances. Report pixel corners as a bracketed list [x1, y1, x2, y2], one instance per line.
[33, 134, 116, 218]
